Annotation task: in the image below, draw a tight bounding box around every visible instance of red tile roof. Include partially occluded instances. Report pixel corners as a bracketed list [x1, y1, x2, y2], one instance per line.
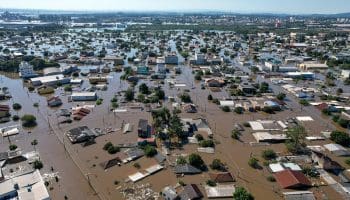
[209, 172, 235, 183]
[274, 169, 311, 189]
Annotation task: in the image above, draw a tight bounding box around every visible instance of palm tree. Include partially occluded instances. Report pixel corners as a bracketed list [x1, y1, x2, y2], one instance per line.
[31, 139, 38, 151]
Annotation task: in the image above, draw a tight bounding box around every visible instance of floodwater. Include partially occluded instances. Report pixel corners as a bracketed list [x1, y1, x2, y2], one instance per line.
[0, 61, 346, 200]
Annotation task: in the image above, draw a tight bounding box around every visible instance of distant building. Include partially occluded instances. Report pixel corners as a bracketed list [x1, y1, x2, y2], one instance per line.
[43, 67, 61, 76]
[341, 70, 350, 79]
[136, 66, 149, 75]
[71, 92, 97, 101]
[18, 62, 37, 78]
[194, 53, 207, 65]
[30, 75, 70, 86]
[165, 52, 178, 65]
[138, 119, 149, 138]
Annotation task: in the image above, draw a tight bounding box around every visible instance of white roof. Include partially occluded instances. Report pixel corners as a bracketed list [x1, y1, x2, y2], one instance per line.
[269, 163, 285, 173]
[296, 116, 314, 122]
[30, 74, 66, 83]
[220, 101, 234, 107]
[1, 127, 19, 137]
[253, 132, 287, 142]
[324, 143, 347, 152]
[71, 92, 96, 97]
[197, 147, 215, 154]
[283, 163, 302, 171]
[205, 184, 235, 198]
[249, 121, 265, 131]
[128, 172, 145, 182]
[144, 164, 163, 174]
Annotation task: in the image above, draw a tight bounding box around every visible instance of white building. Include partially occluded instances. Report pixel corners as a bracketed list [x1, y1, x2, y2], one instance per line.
[71, 92, 97, 101]
[18, 62, 37, 78]
[341, 70, 350, 79]
[30, 75, 70, 86]
[194, 53, 207, 65]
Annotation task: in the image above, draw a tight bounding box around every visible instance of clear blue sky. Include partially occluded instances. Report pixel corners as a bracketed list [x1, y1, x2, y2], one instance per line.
[1, 0, 350, 14]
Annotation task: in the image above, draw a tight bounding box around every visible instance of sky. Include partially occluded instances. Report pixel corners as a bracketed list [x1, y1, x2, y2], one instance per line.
[1, 0, 350, 14]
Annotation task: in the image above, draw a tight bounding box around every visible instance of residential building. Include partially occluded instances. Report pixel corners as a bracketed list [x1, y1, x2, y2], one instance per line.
[71, 92, 97, 101]
[165, 52, 178, 65]
[18, 62, 37, 78]
[138, 119, 149, 138]
[274, 169, 311, 189]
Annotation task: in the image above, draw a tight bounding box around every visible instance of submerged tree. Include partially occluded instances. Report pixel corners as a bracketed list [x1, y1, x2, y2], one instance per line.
[285, 125, 307, 154]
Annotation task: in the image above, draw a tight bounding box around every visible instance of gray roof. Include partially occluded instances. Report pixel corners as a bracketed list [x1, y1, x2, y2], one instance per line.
[180, 184, 203, 200]
[174, 164, 201, 174]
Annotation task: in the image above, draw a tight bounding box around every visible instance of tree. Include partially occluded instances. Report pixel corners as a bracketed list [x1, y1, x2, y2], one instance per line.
[180, 93, 192, 103]
[336, 88, 343, 95]
[12, 103, 22, 110]
[233, 187, 254, 200]
[64, 85, 72, 92]
[33, 160, 43, 170]
[199, 139, 215, 147]
[276, 93, 286, 101]
[9, 144, 17, 151]
[125, 88, 134, 101]
[139, 83, 149, 94]
[176, 156, 187, 165]
[221, 106, 231, 112]
[261, 149, 277, 160]
[248, 157, 259, 169]
[207, 94, 213, 101]
[21, 114, 37, 127]
[330, 131, 350, 147]
[231, 129, 240, 140]
[285, 125, 307, 154]
[299, 99, 310, 106]
[188, 153, 205, 170]
[210, 159, 226, 171]
[168, 113, 184, 143]
[31, 139, 38, 151]
[234, 107, 244, 114]
[144, 145, 157, 157]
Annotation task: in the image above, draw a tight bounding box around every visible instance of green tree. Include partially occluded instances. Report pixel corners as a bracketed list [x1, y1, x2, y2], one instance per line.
[248, 157, 259, 169]
[21, 114, 37, 127]
[12, 103, 22, 110]
[188, 153, 205, 170]
[125, 88, 134, 101]
[31, 139, 38, 151]
[144, 145, 157, 157]
[176, 156, 187, 165]
[210, 159, 225, 171]
[261, 149, 277, 160]
[285, 125, 307, 154]
[33, 160, 43, 170]
[233, 187, 254, 200]
[139, 83, 149, 94]
[330, 131, 350, 146]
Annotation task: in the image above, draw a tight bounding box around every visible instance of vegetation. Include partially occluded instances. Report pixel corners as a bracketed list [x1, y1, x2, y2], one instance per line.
[276, 93, 286, 101]
[102, 142, 120, 154]
[199, 139, 215, 148]
[221, 106, 231, 112]
[180, 93, 192, 103]
[299, 99, 310, 106]
[233, 187, 254, 200]
[266, 175, 276, 182]
[125, 88, 134, 101]
[143, 145, 157, 157]
[206, 180, 217, 187]
[210, 159, 226, 171]
[188, 153, 205, 170]
[21, 114, 37, 127]
[285, 125, 307, 154]
[231, 129, 240, 140]
[33, 160, 44, 170]
[261, 149, 277, 160]
[9, 144, 18, 151]
[330, 131, 350, 147]
[176, 156, 187, 165]
[248, 157, 259, 169]
[12, 103, 22, 110]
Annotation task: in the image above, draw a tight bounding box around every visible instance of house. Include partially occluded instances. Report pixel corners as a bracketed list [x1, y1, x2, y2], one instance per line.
[341, 70, 350, 79]
[162, 186, 179, 200]
[138, 119, 149, 138]
[0, 105, 10, 118]
[165, 52, 179, 65]
[209, 172, 235, 183]
[18, 61, 37, 78]
[239, 84, 257, 95]
[311, 151, 344, 173]
[43, 67, 61, 76]
[137, 66, 149, 75]
[324, 143, 350, 156]
[71, 92, 97, 101]
[30, 75, 70, 86]
[193, 53, 207, 65]
[283, 191, 315, 200]
[205, 184, 235, 199]
[179, 184, 203, 200]
[183, 104, 197, 113]
[205, 79, 225, 87]
[47, 96, 62, 107]
[66, 126, 97, 144]
[60, 65, 78, 75]
[103, 56, 124, 65]
[298, 62, 328, 71]
[0, 170, 50, 200]
[174, 164, 201, 175]
[274, 169, 311, 189]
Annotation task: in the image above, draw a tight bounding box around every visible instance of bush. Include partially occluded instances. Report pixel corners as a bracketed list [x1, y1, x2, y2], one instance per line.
[206, 180, 217, 187]
[234, 107, 244, 114]
[212, 99, 220, 105]
[338, 119, 350, 128]
[267, 175, 276, 182]
[233, 187, 254, 200]
[221, 106, 231, 112]
[210, 159, 225, 171]
[12, 103, 22, 110]
[9, 144, 17, 151]
[207, 94, 213, 101]
[261, 149, 277, 160]
[330, 131, 350, 146]
[64, 85, 72, 92]
[195, 134, 204, 141]
[276, 93, 286, 101]
[180, 93, 192, 103]
[96, 99, 103, 105]
[302, 166, 319, 178]
[103, 142, 113, 151]
[188, 153, 205, 170]
[144, 145, 157, 157]
[107, 146, 120, 154]
[33, 160, 43, 170]
[176, 156, 187, 165]
[299, 99, 310, 106]
[21, 114, 37, 127]
[199, 140, 215, 148]
[345, 159, 350, 166]
[231, 129, 240, 140]
[248, 157, 259, 169]
[133, 163, 141, 169]
[12, 115, 20, 121]
[243, 122, 250, 127]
